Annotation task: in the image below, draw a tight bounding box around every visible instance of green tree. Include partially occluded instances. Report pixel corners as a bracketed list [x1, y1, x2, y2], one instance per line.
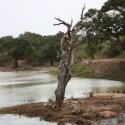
[0, 36, 15, 65]
[81, 4, 125, 58]
[10, 38, 35, 68]
[41, 32, 62, 66]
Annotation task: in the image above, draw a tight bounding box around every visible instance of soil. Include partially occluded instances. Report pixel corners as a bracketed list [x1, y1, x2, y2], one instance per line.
[0, 64, 57, 72]
[0, 58, 125, 81]
[0, 93, 125, 125]
[78, 58, 125, 81]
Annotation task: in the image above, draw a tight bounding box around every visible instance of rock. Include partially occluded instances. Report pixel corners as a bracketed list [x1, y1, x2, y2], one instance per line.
[117, 113, 125, 122]
[99, 111, 117, 119]
[85, 120, 91, 125]
[82, 112, 97, 119]
[71, 106, 84, 115]
[76, 118, 85, 125]
[71, 109, 83, 115]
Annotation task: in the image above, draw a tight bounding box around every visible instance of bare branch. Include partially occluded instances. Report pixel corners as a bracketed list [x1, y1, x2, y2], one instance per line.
[57, 51, 61, 58]
[53, 18, 71, 28]
[80, 4, 86, 21]
[53, 23, 65, 26]
[70, 19, 73, 27]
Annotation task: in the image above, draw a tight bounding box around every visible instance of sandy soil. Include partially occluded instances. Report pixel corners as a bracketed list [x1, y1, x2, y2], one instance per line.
[0, 93, 125, 125]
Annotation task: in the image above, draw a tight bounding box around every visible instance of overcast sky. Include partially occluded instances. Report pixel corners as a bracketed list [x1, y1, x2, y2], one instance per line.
[0, 0, 107, 37]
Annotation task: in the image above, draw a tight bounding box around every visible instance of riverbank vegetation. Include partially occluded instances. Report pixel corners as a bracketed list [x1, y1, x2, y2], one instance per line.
[49, 58, 125, 82]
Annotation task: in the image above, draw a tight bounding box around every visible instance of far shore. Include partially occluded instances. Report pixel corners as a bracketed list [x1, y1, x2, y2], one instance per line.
[0, 58, 125, 82]
[0, 65, 58, 72]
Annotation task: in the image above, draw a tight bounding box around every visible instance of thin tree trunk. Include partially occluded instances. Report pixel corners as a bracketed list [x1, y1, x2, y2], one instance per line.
[50, 58, 54, 66]
[14, 59, 18, 68]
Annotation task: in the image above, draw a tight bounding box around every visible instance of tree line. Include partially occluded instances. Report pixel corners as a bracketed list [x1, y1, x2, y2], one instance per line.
[0, 0, 125, 68]
[0, 32, 63, 68]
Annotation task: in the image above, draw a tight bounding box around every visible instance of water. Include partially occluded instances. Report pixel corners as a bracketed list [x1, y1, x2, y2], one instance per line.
[0, 114, 70, 125]
[0, 70, 124, 107]
[0, 70, 125, 125]
[0, 70, 57, 106]
[92, 113, 125, 125]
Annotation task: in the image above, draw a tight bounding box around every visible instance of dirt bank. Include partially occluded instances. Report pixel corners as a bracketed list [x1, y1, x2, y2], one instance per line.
[74, 58, 125, 81]
[1, 58, 125, 81]
[0, 65, 57, 72]
[0, 93, 125, 124]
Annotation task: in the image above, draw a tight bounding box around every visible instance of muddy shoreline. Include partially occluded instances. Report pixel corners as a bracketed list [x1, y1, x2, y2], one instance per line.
[0, 65, 57, 72]
[0, 93, 125, 124]
[1, 58, 125, 82]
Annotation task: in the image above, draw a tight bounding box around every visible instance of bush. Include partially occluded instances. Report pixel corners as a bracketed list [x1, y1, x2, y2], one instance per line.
[100, 44, 122, 58]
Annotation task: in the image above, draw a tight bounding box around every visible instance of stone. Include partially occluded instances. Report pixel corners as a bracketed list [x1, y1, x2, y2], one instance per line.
[76, 118, 85, 125]
[99, 111, 117, 119]
[117, 113, 125, 122]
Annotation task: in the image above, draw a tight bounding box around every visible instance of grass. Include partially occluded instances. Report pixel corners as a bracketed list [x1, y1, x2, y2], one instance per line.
[48, 65, 125, 82]
[49, 70, 58, 76]
[71, 66, 94, 76]
[107, 85, 125, 93]
[0, 107, 8, 114]
[49, 65, 95, 78]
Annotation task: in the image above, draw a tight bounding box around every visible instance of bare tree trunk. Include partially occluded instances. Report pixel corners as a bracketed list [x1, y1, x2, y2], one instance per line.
[55, 68, 71, 108]
[55, 50, 73, 108]
[53, 5, 85, 109]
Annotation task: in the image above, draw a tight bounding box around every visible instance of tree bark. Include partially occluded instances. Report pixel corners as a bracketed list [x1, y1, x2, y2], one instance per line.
[54, 50, 74, 108]
[54, 50, 78, 108]
[55, 69, 71, 108]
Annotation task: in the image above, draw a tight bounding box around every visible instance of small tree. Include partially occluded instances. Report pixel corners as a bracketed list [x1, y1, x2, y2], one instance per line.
[53, 6, 86, 108]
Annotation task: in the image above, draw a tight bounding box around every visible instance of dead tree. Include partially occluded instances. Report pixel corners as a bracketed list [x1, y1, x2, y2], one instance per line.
[53, 5, 86, 109]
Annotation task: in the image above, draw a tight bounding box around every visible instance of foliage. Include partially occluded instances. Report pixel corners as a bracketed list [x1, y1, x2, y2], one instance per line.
[0, 0, 125, 67]
[0, 32, 63, 67]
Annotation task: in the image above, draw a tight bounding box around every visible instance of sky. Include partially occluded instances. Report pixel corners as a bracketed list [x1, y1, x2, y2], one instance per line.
[0, 0, 107, 37]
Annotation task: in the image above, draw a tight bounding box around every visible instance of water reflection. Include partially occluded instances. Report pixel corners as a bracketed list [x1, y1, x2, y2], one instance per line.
[0, 114, 71, 125]
[92, 113, 125, 125]
[0, 114, 125, 125]
[0, 70, 124, 107]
